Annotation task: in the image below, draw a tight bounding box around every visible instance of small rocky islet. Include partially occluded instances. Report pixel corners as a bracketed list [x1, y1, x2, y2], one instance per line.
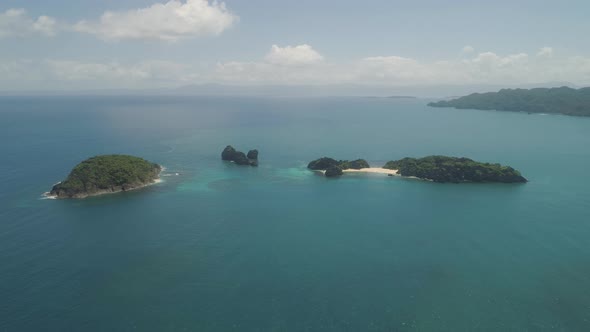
[221, 145, 259, 166]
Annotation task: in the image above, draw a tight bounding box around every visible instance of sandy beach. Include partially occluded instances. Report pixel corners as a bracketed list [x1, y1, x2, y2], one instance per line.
[343, 168, 399, 175]
[315, 168, 399, 176]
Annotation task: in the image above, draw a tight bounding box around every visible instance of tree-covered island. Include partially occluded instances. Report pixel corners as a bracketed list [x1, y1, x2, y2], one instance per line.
[383, 156, 527, 183]
[49, 155, 162, 198]
[307, 157, 370, 177]
[428, 86, 590, 117]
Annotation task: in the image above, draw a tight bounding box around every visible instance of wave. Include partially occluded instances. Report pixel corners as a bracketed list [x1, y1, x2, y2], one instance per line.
[40, 192, 57, 200]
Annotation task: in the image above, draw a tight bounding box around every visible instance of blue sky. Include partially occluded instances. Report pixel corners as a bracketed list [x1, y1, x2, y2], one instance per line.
[1, 0, 589, 91]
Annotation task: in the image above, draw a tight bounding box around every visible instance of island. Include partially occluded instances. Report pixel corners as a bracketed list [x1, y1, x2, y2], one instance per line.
[222, 145, 259, 166]
[307, 155, 526, 183]
[49, 155, 162, 199]
[383, 156, 527, 183]
[308, 157, 370, 171]
[308, 157, 398, 177]
[428, 86, 590, 117]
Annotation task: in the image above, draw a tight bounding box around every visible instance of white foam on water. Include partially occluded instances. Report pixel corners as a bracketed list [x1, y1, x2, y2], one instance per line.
[40, 192, 57, 200]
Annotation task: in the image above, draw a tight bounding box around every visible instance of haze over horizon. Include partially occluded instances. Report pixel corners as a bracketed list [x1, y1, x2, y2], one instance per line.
[1, 0, 590, 94]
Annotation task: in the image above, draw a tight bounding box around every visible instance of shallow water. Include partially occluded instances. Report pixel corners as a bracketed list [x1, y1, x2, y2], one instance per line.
[1, 96, 590, 331]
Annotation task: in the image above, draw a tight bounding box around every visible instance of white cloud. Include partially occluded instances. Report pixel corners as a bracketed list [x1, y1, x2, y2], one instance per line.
[45, 60, 196, 83]
[358, 56, 430, 81]
[213, 48, 589, 86]
[469, 52, 529, 71]
[462, 45, 475, 54]
[32, 16, 57, 36]
[264, 44, 324, 66]
[0, 8, 57, 38]
[74, 0, 237, 41]
[214, 61, 345, 84]
[2, 46, 589, 90]
[537, 47, 554, 58]
[213, 44, 341, 84]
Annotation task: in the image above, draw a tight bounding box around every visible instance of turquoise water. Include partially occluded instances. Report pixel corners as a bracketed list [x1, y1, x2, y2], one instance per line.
[1, 96, 590, 331]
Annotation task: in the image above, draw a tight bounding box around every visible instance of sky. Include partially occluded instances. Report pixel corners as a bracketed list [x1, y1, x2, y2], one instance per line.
[1, 0, 590, 92]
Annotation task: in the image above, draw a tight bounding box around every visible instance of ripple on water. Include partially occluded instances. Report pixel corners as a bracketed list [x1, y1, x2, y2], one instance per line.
[271, 166, 314, 182]
[176, 167, 244, 193]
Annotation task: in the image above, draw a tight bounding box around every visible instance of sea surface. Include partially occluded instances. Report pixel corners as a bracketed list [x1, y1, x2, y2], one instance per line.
[1, 96, 590, 331]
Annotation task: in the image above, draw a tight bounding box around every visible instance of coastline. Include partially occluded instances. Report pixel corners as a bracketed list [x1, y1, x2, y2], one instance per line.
[42, 166, 164, 199]
[343, 168, 399, 175]
[314, 167, 399, 176]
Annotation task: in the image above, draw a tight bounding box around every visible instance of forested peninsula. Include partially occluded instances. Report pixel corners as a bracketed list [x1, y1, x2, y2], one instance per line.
[428, 86, 590, 117]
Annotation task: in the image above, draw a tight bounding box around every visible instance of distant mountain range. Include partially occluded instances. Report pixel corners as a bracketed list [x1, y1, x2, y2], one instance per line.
[428, 86, 590, 117]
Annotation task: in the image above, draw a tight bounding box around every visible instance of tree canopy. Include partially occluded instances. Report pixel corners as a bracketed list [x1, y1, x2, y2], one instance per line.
[428, 86, 590, 117]
[50, 155, 161, 198]
[383, 156, 527, 183]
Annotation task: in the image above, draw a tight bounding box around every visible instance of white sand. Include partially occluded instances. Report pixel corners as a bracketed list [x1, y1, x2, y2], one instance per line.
[315, 168, 399, 176]
[343, 168, 399, 175]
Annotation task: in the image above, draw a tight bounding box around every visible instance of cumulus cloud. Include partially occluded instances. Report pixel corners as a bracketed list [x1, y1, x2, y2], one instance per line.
[469, 52, 528, 72]
[2, 46, 590, 90]
[462, 45, 475, 54]
[537, 47, 554, 58]
[213, 44, 340, 84]
[45, 60, 196, 83]
[214, 61, 346, 84]
[213, 46, 589, 86]
[264, 44, 324, 66]
[73, 0, 237, 41]
[358, 56, 430, 81]
[0, 8, 57, 37]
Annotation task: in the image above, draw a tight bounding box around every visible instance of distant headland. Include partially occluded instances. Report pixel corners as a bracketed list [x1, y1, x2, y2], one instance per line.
[48, 155, 161, 199]
[308, 156, 526, 183]
[428, 86, 590, 117]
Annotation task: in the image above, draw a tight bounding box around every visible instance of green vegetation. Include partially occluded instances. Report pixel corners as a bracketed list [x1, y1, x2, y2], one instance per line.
[340, 159, 371, 170]
[428, 86, 590, 117]
[307, 157, 339, 170]
[50, 155, 161, 198]
[307, 157, 370, 171]
[307, 157, 370, 177]
[383, 156, 527, 183]
[325, 166, 344, 177]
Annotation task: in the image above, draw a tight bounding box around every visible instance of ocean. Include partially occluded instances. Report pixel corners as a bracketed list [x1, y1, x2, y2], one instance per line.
[1, 96, 590, 331]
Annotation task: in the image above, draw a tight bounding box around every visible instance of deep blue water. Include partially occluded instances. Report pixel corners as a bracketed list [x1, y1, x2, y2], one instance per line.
[1, 96, 590, 331]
